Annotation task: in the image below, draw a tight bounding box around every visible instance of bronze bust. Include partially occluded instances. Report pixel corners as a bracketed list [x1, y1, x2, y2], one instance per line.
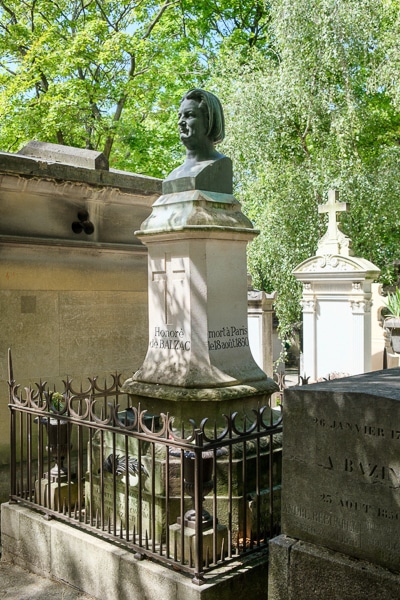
[163, 89, 232, 195]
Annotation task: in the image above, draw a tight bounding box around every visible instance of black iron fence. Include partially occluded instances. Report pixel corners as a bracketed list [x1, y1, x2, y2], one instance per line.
[7, 350, 282, 585]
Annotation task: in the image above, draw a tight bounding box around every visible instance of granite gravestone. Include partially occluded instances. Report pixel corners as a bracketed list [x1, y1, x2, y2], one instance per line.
[269, 368, 400, 600]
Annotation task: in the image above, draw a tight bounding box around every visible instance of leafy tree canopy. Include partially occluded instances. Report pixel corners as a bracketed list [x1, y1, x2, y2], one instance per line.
[0, 0, 208, 175]
[212, 0, 400, 337]
[1, 0, 400, 340]
[0, 0, 271, 175]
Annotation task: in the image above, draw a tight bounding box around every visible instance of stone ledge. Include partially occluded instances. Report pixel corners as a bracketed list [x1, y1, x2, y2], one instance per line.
[2, 502, 269, 600]
[138, 189, 254, 233]
[18, 141, 110, 171]
[0, 151, 162, 195]
[121, 378, 280, 426]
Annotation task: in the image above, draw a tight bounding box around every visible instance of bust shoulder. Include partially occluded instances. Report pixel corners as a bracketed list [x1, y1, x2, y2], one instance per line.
[163, 155, 232, 195]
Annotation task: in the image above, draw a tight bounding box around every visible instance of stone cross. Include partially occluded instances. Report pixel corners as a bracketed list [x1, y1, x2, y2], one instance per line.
[152, 254, 185, 324]
[318, 189, 348, 240]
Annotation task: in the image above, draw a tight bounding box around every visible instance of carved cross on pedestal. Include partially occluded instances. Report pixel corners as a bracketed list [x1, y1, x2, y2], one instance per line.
[318, 189, 349, 240]
[152, 254, 185, 324]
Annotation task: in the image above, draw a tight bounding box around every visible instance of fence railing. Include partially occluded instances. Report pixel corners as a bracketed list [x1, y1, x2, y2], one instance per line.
[7, 350, 282, 585]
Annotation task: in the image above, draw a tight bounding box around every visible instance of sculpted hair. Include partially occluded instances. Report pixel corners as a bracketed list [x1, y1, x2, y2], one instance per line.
[181, 89, 225, 144]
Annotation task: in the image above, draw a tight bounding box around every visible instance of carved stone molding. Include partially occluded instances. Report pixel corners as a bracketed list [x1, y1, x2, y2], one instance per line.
[301, 299, 316, 313]
[350, 299, 372, 314]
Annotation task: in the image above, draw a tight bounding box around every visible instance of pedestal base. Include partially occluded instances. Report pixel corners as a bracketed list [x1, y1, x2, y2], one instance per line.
[122, 378, 278, 426]
[2, 502, 270, 600]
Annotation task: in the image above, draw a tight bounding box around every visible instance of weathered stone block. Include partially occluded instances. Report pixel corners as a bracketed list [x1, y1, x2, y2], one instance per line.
[85, 476, 171, 539]
[85, 430, 184, 538]
[169, 522, 228, 563]
[35, 478, 80, 511]
[51, 520, 123, 600]
[87, 426, 282, 546]
[18, 140, 109, 170]
[281, 369, 400, 572]
[1, 503, 51, 575]
[267, 535, 297, 600]
[268, 535, 400, 600]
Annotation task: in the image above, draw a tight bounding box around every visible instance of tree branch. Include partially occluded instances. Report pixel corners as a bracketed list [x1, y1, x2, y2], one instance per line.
[0, 0, 18, 24]
[0, 61, 16, 75]
[142, 0, 179, 39]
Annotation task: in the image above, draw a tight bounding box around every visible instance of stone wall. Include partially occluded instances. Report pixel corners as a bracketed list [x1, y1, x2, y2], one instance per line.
[0, 143, 161, 498]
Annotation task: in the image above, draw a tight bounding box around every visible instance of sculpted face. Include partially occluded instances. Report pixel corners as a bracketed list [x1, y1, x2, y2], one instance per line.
[178, 98, 208, 149]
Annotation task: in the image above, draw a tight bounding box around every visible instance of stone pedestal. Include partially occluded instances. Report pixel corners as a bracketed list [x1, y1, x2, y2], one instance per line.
[122, 170, 277, 422]
[119, 138, 279, 588]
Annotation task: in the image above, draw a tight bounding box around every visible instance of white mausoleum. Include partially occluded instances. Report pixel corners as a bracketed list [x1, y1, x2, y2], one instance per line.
[293, 190, 380, 382]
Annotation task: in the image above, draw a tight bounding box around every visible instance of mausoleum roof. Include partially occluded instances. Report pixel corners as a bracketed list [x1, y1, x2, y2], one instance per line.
[293, 253, 380, 281]
[0, 141, 162, 247]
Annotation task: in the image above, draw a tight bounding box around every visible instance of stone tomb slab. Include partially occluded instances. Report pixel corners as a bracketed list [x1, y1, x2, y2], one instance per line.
[282, 368, 400, 572]
[86, 421, 282, 544]
[86, 428, 182, 539]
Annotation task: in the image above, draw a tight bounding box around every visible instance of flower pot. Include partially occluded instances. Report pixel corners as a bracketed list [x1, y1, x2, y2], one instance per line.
[36, 416, 70, 481]
[384, 317, 400, 354]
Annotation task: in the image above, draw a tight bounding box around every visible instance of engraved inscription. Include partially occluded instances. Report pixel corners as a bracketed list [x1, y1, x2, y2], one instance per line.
[149, 327, 191, 351]
[283, 501, 361, 547]
[90, 482, 150, 527]
[208, 325, 249, 351]
[316, 455, 400, 488]
[313, 417, 387, 438]
[320, 494, 400, 520]
[283, 502, 359, 532]
[344, 458, 400, 488]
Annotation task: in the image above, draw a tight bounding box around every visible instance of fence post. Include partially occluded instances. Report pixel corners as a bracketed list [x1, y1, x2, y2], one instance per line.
[8, 349, 18, 501]
[192, 429, 205, 585]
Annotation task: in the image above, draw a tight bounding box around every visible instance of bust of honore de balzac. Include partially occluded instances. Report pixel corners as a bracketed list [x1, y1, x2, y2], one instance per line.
[162, 88, 232, 195]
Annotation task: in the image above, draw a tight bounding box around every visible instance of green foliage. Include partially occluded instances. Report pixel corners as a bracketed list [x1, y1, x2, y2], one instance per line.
[49, 392, 66, 412]
[210, 0, 400, 337]
[0, 0, 281, 175]
[1, 0, 400, 339]
[384, 289, 400, 319]
[0, 0, 205, 173]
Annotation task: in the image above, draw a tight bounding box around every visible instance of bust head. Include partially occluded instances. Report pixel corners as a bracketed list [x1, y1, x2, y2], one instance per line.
[178, 89, 225, 162]
[163, 89, 231, 192]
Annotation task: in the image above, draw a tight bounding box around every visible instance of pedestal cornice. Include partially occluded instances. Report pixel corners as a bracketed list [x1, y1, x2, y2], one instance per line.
[138, 189, 255, 235]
